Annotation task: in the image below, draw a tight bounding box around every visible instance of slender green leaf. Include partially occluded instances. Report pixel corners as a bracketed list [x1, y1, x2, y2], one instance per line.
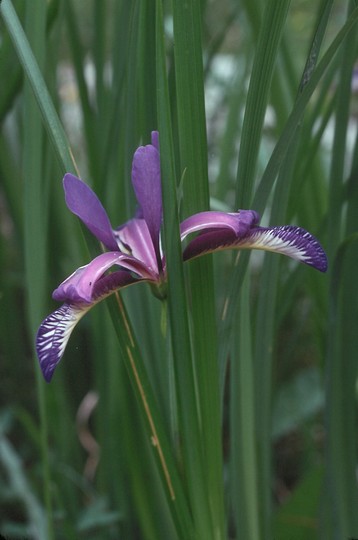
[219, 6, 358, 389]
[106, 292, 194, 540]
[325, 4, 358, 532]
[156, 1, 210, 537]
[230, 275, 260, 540]
[22, 3, 53, 537]
[235, 0, 291, 208]
[172, 2, 225, 536]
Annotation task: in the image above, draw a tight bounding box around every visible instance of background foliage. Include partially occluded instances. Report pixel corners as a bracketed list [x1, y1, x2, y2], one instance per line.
[0, 0, 357, 538]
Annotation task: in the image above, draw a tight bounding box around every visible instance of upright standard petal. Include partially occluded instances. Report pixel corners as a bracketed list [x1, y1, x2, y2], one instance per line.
[131, 144, 162, 260]
[63, 174, 118, 251]
[184, 224, 327, 272]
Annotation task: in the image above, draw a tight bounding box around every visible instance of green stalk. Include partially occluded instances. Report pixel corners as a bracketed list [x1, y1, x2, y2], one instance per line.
[106, 293, 195, 539]
[219, 6, 358, 392]
[219, 0, 292, 396]
[93, 1, 106, 115]
[248, 4, 335, 531]
[253, 6, 358, 213]
[0, 26, 23, 124]
[255, 135, 300, 536]
[230, 274, 260, 540]
[229, 5, 336, 528]
[172, 1, 225, 537]
[326, 6, 356, 259]
[63, 0, 99, 180]
[22, 1, 53, 537]
[156, 2, 215, 538]
[325, 232, 358, 538]
[324, 1, 358, 535]
[137, 0, 157, 137]
[236, 0, 291, 208]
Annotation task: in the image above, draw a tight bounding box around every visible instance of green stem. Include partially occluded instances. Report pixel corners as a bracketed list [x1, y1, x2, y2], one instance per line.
[156, 2, 214, 537]
[22, 1, 54, 537]
[107, 293, 195, 539]
[171, 1, 225, 536]
[230, 275, 260, 540]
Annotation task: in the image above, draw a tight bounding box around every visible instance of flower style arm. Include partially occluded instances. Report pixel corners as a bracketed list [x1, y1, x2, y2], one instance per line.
[180, 210, 260, 240]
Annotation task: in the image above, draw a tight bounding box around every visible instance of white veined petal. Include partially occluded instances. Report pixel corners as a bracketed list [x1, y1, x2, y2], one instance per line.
[238, 226, 327, 271]
[183, 225, 327, 273]
[36, 303, 90, 382]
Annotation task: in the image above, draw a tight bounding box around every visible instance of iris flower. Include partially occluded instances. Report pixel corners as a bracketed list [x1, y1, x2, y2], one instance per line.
[36, 132, 327, 382]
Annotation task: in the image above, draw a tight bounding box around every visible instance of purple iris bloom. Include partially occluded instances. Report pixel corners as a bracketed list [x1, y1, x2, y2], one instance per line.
[36, 131, 327, 382]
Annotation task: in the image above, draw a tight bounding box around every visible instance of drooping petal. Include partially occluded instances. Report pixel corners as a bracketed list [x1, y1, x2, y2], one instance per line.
[53, 251, 157, 303]
[37, 271, 145, 382]
[184, 225, 327, 272]
[115, 218, 159, 274]
[180, 210, 260, 241]
[36, 303, 91, 382]
[241, 226, 328, 271]
[131, 144, 162, 260]
[63, 174, 118, 251]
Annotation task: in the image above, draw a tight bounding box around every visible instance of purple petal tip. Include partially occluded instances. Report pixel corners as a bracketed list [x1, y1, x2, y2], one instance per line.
[151, 131, 159, 151]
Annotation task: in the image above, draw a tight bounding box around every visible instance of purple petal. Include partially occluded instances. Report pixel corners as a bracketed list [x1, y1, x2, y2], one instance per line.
[37, 271, 144, 382]
[184, 225, 327, 272]
[131, 144, 162, 260]
[151, 131, 159, 151]
[242, 226, 328, 271]
[115, 218, 159, 274]
[36, 303, 90, 382]
[183, 229, 237, 260]
[53, 252, 157, 303]
[63, 174, 118, 251]
[180, 210, 260, 240]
